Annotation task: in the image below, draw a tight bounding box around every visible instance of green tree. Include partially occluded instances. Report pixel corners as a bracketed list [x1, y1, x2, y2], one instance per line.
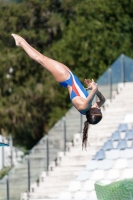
[0, 0, 133, 149]
[0, 0, 66, 149]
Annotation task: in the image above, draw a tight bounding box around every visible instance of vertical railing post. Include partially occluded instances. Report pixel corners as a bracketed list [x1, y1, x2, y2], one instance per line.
[121, 54, 125, 85]
[9, 134, 13, 167]
[6, 175, 10, 200]
[80, 114, 83, 134]
[27, 155, 30, 195]
[63, 117, 66, 155]
[46, 135, 49, 175]
[108, 68, 112, 102]
[2, 136, 4, 168]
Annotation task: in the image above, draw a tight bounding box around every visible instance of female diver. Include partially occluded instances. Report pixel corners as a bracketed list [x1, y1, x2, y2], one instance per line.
[11, 33, 106, 149]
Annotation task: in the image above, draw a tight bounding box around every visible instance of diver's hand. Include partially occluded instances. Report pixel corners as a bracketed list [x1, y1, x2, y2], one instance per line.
[84, 79, 92, 90]
[84, 79, 98, 90]
[91, 79, 98, 91]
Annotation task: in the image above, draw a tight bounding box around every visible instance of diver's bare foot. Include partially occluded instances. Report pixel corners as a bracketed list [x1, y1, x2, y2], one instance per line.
[11, 33, 25, 46]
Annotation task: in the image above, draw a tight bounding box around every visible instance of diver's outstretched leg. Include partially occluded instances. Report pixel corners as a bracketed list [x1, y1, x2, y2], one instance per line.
[11, 34, 70, 82]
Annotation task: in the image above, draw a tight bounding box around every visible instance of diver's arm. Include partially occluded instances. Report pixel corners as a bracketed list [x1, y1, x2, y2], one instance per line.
[95, 90, 106, 107]
[75, 80, 98, 110]
[78, 83, 97, 110]
[84, 79, 105, 108]
[83, 87, 97, 108]
[75, 87, 97, 111]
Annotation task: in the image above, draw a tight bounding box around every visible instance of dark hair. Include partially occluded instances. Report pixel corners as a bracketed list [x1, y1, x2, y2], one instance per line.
[82, 107, 102, 149]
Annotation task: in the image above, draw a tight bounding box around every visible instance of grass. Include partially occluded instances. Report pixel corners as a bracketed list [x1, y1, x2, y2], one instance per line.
[0, 166, 12, 180]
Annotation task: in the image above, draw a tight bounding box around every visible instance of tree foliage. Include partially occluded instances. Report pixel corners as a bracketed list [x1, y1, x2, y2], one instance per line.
[0, 0, 133, 148]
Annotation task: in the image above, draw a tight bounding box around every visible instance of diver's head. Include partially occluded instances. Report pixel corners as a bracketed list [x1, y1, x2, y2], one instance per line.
[86, 107, 102, 125]
[82, 107, 102, 149]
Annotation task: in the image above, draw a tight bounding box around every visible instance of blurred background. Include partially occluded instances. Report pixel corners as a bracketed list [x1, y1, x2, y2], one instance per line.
[1, 0, 133, 200]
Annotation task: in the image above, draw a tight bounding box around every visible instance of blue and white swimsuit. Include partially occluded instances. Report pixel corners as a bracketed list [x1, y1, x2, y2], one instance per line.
[59, 71, 89, 115]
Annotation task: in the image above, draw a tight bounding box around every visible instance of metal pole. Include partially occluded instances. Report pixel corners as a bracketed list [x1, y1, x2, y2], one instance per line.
[2, 136, 4, 168]
[80, 114, 83, 134]
[46, 135, 49, 174]
[108, 68, 112, 102]
[27, 155, 30, 193]
[9, 134, 13, 167]
[63, 117, 66, 155]
[121, 54, 125, 85]
[6, 175, 10, 200]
